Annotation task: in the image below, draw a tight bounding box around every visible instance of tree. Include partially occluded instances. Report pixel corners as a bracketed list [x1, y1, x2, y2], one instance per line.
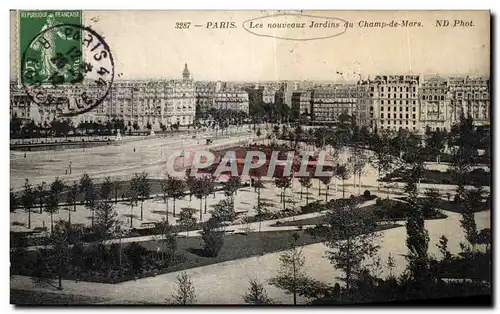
[269, 232, 308, 305]
[211, 197, 236, 225]
[436, 235, 452, 261]
[369, 130, 393, 191]
[100, 176, 113, 201]
[274, 176, 292, 211]
[35, 181, 47, 214]
[335, 164, 351, 198]
[166, 175, 186, 217]
[298, 174, 313, 205]
[10, 115, 23, 137]
[224, 175, 242, 211]
[127, 175, 140, 229]
[67, 181, 79, 213]
[319, 175, 332, 202]
[160, 182, 170, 223]
[324, 198, 379, 291]
[424, 126, 447, 163]
[460, 187, 482, 251]
[50, 219, 70, 290]
[351, 146, 368, 195]
[203, 176, 215, 214]
[10, 188, 18, 213]
[201, 217, 224, 257]
[132, 121, 140, 131]
[243, 278, 274, 305]
[94, 200, 120, 240]
[405, 167, 431, 283]
[178, 207, 197, 237]
[256, 127, 262, 138]
[253, 176, 264, 211]
[22, 178, 35, 229]
[112, 180, 120, 203]
[169, 272, 196, 305]
[192, 177, 208, 222]
[185, 168, 196, 202]
[477, 228, 491, 252]
[49, 176, 64, 212]
[387, 253, 396, 278]
[137, 171, 151, 221]
[80, 173, 97, 227]
[156, 219, 177, 263]
[449, 114, 478, 202]
[44, 192, 59, 233]
[422, 188, 440, 217]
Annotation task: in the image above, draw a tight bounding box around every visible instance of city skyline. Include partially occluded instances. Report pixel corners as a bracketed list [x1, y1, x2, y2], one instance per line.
[10, 10, 490, 82]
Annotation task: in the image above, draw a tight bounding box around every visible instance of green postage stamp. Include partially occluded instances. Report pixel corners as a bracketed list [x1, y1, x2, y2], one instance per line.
[18, 10, 115, 116]
[19, 10, 83, 86]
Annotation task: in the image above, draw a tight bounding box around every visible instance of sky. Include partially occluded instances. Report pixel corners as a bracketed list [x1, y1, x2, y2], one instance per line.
[10, 10, 490, 82]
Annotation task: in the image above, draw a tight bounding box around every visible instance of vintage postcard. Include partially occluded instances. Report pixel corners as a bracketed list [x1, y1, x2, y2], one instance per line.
[9, 10, 491, 305]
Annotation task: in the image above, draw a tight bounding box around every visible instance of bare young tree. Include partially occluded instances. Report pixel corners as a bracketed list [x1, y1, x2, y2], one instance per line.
[350, 146, 368, 195]
[94, 200, 120, 240]
[169, 272, 196, 305]
[269, 232, 308, 305]
[298, 174, 313, 205]
[324, 198, 380, 291]
[243, 278, 274, 305]
[22, 178, 35, 229]
[178, 207, 197, 237]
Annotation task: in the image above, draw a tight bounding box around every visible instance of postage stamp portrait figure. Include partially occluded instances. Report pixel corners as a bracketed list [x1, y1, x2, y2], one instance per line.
[19, 10, 115, 117]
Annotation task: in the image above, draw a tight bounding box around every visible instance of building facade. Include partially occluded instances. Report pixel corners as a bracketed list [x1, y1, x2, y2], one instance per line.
[368, 75, 421, 133]
[419, 77, 451, 132]
[10, 63, 196, 130]
[195, 81, 249, 114]
[10, 72, 490, 133]
[291, 90, 312, 116]
[310, 84, 363, 125]
[448, 76, 490, 127]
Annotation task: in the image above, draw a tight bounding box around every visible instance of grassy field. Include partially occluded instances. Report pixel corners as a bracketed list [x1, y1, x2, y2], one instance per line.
[140, 225, 401, 275]
[270, 199, 448, 228]
[13, 226, 401, 285]
[140, 230, 326, 273]
[10, 289, 109, 305]
[382, 168, 490, 186]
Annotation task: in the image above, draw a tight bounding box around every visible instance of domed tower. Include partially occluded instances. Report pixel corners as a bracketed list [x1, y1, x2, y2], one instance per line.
[182, 62, 191, 81]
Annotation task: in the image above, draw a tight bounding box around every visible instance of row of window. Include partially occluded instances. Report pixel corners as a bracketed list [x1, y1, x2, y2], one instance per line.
[381, 93, 416, 98]
[380, 106, 416, 112]
[380, 113, 416, 119]
[381, 120, 416, 125]
[454, 93, 489, 99]
[422, 95, 446, 101]
[371, 86, 417, 93]
[380, 126, 417, 131]
[380, 100, 417, 105]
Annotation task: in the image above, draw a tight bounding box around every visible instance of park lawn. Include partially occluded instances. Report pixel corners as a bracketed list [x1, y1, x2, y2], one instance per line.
[271, 199, 448, 228]
[10, 289, 109, 305]
[14, 230, 332, 285]
[381, 168, 490, 186]
[394, 196, 490, 214]
[140, 225, 402, 276]
[139, 230, 325, 274]
[12, 178, 228, 210]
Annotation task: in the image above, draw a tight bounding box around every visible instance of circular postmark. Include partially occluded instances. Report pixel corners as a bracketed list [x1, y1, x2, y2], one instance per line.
[21, 23, 115, 117]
